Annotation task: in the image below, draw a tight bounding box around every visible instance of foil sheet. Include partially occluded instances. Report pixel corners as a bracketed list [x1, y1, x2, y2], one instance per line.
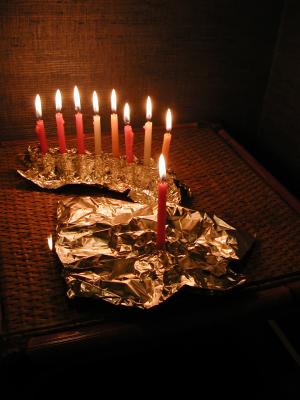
[55, 196, 254, 309]
[17, 146, 183, 206]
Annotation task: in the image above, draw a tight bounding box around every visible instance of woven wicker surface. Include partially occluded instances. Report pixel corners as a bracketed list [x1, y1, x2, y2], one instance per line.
[0, 125, 299, 336]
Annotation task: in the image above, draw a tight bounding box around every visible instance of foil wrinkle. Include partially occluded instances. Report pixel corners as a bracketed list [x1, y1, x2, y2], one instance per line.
[55, 196, 254, 309]
[17, 145, 182, 206]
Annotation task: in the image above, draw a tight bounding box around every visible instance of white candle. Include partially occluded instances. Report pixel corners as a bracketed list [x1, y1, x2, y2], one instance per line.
[143, 96, 152, 165]
[110, 89, 119, 157]
[162, 108, 172, 165]
[92, 91, 101, 155]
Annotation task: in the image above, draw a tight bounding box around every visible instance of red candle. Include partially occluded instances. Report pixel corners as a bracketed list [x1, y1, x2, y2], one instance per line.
[156, 154, 168, 249]
[55, 89, 67, 153]
[74, 86, 85, 154]
[34, 94, 48, 155]
[124, 102, 134, 163]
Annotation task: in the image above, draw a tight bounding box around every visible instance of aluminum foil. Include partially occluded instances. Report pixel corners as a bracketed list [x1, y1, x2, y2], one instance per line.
[55, 196, 254, 309]
[17, 145, 183, 206]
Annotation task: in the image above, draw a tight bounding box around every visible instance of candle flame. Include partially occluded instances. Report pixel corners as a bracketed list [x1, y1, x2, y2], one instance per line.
[35, 94, 42, 119]
[111, 89, 117, 113]
[146, 96, 152, 120]
[159, 154, 166, 180]
[92, 90, 99, 114]
[124, 102, 130, 124]
[74, 86, 81, 111]
[166, 109, 172, 132]
[55, 89, 62, 112]
[47, 234, 53, 251]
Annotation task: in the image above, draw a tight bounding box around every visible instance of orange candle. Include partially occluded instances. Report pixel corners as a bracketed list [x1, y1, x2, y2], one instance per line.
[34, 94, 48, 155]
[110, 89, 119, 157]
[74, 86, 85, 154]
[55, 89, 67, 154]
[156, 154, 168, 248]
[124, 103, 134, 163]
[143, 96, 152, 165]
[161, 109, 172, 165]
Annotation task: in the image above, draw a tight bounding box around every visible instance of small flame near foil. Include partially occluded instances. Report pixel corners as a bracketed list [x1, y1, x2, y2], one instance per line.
[159, 154, 166, 180]
[47, 234, 53, 251]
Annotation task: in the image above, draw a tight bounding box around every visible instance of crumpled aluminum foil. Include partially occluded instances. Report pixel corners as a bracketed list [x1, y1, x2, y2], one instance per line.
[55, 196, 254, 309]
[17, 146, 183, 206]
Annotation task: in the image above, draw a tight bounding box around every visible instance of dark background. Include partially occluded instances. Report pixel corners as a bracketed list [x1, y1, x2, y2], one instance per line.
[0, 2, 299, 396]
[0, 0, 299, 197]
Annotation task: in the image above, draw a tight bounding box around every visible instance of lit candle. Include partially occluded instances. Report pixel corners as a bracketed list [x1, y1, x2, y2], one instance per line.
[143, 96, 152, 165]
[35, 94, 48, 155]
[124, 102, 134, 163]
[111, 89, 119, 157]
[93, 91, 101, 155]
[161, 109, 172, 165]
[55, 89, 67, 154]
[156, 154, 168, 249]
[74, 86, 85, 154]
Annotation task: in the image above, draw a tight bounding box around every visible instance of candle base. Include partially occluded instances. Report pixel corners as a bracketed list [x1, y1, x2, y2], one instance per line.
[18, 145, 184, 206]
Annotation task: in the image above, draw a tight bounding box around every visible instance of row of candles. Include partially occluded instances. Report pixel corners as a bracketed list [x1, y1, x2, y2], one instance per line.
[35, 87, 169, 248]
[35, 87, 172, 167]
